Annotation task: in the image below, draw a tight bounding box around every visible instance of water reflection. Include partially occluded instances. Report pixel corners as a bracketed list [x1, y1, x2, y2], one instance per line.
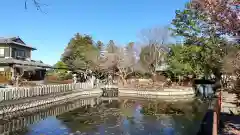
[0, 97, 208, 135]
[0, 97, 99, 135]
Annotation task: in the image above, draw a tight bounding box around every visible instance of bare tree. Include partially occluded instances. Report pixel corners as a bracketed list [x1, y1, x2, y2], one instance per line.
[114, 47, 137, 85]
[85, 49, 115, 80]
[138, 26, 171, 81]
[138, 26, 173, 46]
[85, 43, 140, 86]
[95, 46, 138, 85]
[24, 0, 47, 12]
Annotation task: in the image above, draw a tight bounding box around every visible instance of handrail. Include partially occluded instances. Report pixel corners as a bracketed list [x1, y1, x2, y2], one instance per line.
[212, 90, 222, 135]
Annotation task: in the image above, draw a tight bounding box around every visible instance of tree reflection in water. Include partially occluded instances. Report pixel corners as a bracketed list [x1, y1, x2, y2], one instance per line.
[3, 97, 208, 135]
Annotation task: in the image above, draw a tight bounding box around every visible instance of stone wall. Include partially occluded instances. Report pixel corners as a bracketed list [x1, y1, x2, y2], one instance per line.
[118, 87, 195, 100]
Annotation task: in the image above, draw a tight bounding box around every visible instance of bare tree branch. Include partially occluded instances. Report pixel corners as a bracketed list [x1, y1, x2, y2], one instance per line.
[25, 0, 47, 13]
[138, 26, 171, 76]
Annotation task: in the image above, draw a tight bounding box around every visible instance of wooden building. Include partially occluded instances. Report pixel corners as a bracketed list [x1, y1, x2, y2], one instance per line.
[0, 37, 52, 82]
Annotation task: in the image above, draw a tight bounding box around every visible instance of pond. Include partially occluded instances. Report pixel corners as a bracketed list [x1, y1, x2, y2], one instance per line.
[0, 97, 208, 135]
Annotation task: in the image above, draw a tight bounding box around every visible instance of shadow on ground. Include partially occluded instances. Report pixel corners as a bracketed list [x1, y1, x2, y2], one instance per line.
[197, 110, 214, 135]
[219, 112, 240, 135]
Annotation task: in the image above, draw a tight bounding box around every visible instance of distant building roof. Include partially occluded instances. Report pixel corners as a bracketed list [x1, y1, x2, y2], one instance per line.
[0, 58, 52, 68]
[0, 37, 37, 50]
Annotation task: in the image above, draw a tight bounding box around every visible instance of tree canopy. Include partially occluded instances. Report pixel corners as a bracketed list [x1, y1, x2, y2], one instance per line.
[56, 1, 239, 83]
[168, 2, 238, 79]
[61, 33, 98, 71]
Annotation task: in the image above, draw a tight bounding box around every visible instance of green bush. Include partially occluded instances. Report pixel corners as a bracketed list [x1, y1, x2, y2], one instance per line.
[64, 73, 73, 80]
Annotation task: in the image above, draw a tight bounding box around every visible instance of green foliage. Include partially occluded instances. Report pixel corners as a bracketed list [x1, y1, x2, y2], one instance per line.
[54, 61, 68, 73]
[171, 7, 203, 38]
[96, 40, 104, 51]
[61, 33, 99, 71]
[52, 61, 73, 80]
[167, 44, 203, 76]
[168, 2, 233, 78]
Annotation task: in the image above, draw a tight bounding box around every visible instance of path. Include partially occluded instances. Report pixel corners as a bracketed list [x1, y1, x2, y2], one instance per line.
[219, 91, 240, 135]
[219, 113, 240, 135]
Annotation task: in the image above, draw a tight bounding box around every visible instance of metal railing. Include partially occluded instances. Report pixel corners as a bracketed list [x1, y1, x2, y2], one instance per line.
[0, 82, 94, 102]
[212, 91, 222, 135]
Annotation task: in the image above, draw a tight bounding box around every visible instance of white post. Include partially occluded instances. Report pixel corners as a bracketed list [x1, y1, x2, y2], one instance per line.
[73, 74, 77, 84]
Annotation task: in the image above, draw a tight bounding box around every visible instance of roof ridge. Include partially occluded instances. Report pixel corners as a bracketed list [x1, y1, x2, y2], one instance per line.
[0, 36, 18, 39]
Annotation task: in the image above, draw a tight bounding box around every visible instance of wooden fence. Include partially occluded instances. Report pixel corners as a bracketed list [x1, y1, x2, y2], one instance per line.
[0, 82, 94, 102]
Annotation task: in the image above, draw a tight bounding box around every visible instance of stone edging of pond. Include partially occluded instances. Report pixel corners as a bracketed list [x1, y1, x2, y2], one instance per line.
[118, 87, 195, 97]
[0, 89, 102, 115]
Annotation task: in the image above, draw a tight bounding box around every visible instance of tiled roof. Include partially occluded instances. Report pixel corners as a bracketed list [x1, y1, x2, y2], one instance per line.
[0, 37, 37, 50]
[0, 58, 52, 68]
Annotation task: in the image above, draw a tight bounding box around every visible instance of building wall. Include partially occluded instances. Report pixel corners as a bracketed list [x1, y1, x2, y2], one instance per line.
[0, 43, 10, 58]
[0, 43, 32, 58]
[0, 66, 12, 83]
[10, 44, 32, 58]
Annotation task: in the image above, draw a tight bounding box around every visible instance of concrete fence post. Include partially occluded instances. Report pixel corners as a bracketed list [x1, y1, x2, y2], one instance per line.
[4, 89, 8, 101]
[36, 87, 39, 96]
[45, 86, 48, 94]
[43, 86, 46, 95]
[63, 84, 65, 92]
[66, 84, 68, 91]
[53, 85, 55, 93]
[20, 88, 23, 98]
[61, 84, 63, 92]
[57, 85, 60, 93]
[0, 90, 3, 102]
[44, 86, 47, 95]
[25, 88, 28, 98]
[32, 87, 35, 97]
[21, 88, 24, 98]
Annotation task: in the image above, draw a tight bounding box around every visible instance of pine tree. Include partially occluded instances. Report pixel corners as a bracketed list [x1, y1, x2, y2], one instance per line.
[61, 33, 97, 71]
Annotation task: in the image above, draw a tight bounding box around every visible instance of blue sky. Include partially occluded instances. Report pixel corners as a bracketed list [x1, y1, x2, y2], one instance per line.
[0, 0, 188, 65]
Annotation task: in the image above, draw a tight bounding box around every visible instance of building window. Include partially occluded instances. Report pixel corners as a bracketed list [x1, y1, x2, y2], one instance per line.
[0, 48, 4, 57]
[11, 48, 26, 58]
[17, 50, 25, 57]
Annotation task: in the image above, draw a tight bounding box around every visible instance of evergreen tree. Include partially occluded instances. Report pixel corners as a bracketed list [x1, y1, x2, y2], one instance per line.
[61, 33, 97, 71]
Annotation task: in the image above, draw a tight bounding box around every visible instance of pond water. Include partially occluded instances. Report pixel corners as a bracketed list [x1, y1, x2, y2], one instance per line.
[0, 97, 208, 135]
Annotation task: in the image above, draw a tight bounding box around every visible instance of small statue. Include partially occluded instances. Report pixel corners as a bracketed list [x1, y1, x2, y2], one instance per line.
[16, 73, 20, 87]
[73, 74, 77, 84]
[108, 74, 113, 85]
[96, 78, 99, 87]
